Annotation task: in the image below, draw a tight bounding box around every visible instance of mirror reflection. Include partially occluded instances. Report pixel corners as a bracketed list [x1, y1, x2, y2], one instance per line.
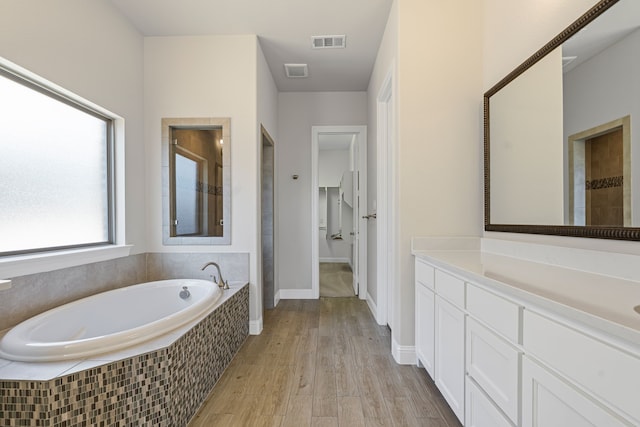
[487, 0, 640, 234]
[170, 128, 224, 237]
[162, 118, 230, 245]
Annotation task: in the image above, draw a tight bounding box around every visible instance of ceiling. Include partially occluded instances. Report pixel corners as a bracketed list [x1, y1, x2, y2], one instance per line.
[108, 0, 393, 92]
[563, 0, 640, 73]
[318, 133, 354, 151]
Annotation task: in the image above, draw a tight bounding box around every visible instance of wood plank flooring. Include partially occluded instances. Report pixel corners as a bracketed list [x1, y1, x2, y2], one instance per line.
[188, 298, 461, 427]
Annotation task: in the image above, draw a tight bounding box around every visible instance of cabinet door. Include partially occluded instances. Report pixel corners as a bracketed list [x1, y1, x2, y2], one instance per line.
[435, 296, 465, 424]
[522, 356, 633, 427]
[466, 377, 514, 427]
[416, 282, 435, 377]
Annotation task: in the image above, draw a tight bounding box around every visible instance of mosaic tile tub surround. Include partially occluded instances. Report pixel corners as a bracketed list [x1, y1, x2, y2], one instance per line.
[0, 283, 249, 426]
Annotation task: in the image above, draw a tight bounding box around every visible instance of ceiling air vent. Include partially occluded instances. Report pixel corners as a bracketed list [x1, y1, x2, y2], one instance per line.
[284, 63, 309, 78]
[311, 35, 346, 49]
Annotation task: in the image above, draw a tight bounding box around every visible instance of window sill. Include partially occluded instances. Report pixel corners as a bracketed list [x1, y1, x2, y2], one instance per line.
[0, 245, 133, 279]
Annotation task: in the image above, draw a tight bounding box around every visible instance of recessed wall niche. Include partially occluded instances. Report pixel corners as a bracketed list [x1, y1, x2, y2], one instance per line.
[161, 118, 231, 245]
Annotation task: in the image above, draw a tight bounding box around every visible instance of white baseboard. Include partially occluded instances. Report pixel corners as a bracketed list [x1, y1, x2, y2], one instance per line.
[319, 257, 350, 263]
[365, 292, 388, 326]
[274, 290, 281, 306]
[391, 337, 416, 365]
[278, 288, 316, 299]
[366, 294, 381, 324]
[249, 317, 263, 335]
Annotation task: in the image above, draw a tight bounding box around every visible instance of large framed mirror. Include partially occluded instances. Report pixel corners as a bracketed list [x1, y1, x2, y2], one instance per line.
[162, 117, 231, 245]
[485, 0, 640, 240]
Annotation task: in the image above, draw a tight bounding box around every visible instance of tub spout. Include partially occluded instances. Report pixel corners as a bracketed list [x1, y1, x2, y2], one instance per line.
[201, 262, 229, 289]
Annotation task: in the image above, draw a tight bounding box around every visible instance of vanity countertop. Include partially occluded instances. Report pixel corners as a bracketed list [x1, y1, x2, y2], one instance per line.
[412, 249, 640, 347]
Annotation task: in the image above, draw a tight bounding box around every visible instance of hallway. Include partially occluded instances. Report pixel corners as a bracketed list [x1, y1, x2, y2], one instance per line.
[319, 263, 355, 297]
[189, 298, 461, 426]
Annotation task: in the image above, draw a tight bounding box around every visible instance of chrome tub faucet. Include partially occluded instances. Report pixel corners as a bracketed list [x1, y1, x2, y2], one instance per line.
[201, 262, 229, 290]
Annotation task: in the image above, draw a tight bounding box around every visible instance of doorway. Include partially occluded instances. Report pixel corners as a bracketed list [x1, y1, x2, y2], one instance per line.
[311, 126, 367, 300]
[261, 125, 275, 311]
[567, 115, 630, 227]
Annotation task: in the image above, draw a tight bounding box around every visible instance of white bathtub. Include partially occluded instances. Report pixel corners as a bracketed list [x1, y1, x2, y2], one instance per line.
[0, 279, 222, 362]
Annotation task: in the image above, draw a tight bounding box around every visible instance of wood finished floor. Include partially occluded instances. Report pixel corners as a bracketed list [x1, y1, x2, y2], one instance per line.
[188, 298, 461, 427]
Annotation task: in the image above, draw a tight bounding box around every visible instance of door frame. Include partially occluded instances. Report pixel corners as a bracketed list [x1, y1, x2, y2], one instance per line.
[376, 66, 396, 326]
[566, 115, 631, 226]
[311, 125, 367, 300]
[260, 125, 275, 312]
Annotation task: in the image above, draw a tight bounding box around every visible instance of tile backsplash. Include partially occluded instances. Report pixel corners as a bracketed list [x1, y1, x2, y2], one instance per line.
[146, 252, 249, 283]
[0, 252, 249, 331]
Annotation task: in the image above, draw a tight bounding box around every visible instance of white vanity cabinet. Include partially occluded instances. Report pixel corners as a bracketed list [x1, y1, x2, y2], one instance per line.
[466, 317, 519, 425]
[415, 259, 435, 376]
[521, 356, 631, 427]
[413, 252, 640, 427]
[466, 377, 514, 427]
[435, 294, 465, 422]
[465, 284, 521, 426]
[415, 258, 517, 426]
[415, 263, 467, 424]
[522, 310, 640, 426]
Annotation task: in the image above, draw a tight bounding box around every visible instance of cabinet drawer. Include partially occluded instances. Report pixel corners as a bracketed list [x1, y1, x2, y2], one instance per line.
[435, 269, 465, 307]
[467, 318, 520, 424]
[415, 258, 434, 290]
[523, 310, 640, 423]
[466, 377, 514, 427]
[467, 284, 520, 343]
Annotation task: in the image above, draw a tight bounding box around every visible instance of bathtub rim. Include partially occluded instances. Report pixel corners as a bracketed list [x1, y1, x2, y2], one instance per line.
[0, 279, 238, 365]
[0, 282, 247, 380]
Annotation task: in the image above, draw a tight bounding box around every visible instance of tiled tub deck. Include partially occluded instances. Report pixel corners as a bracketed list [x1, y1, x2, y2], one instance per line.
[0, 283, 249, 426]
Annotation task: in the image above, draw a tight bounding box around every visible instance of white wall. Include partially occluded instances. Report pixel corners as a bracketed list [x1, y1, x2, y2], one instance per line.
[319, 150, 350, 188]
[394, 0, 483, 351]
[144, 35, 263, 326]
[257, 41, 279, 142]
[564, 29, 640, 226]
[277, 92, 367, 292]
[483, 0, 640, 256]
[367, 0, 483, 357]
[490, 47, 564, 225]
[0, 0, 146, 254]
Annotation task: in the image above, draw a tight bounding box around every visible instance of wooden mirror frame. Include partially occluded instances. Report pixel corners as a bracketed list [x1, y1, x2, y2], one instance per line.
[484, 0, 640, 241]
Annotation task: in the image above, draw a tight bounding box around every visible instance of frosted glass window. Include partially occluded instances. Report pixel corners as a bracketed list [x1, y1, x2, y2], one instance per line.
[0, 71, 112, 255]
